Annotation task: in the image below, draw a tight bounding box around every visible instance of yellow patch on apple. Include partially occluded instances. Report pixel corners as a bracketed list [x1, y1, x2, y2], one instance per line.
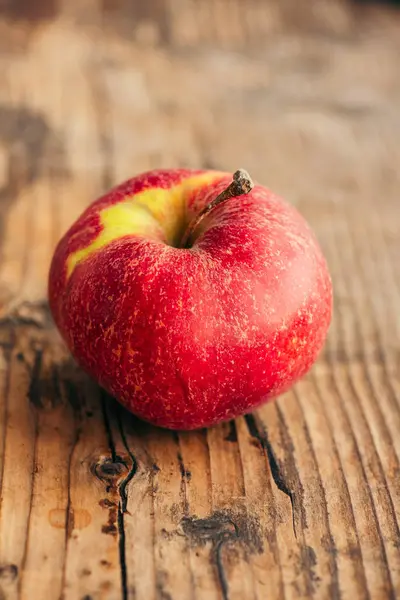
[66, 172, 226, 279]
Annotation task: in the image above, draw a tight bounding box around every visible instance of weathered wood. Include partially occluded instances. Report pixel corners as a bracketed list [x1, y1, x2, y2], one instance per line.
[0, 1, 400, 598]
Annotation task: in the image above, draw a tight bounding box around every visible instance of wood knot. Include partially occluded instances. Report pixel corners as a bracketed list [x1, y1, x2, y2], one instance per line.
[92, 456, 128, 483]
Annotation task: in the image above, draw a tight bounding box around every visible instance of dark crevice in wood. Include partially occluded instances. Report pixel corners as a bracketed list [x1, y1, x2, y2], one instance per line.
[275, 403, 308, 535]
[100, 400, 128, 598]
[248, 406, 323, 594]
[214, 538, 230, 600]
[181, 508, 263, 600]
[202, 428, 213, 509]
[244, 413, 296, 537]
[172, 432, 190, 516]
[17, 345, 64, 410]
[241, 420, 285, 597]
[62, 371, 84, 415]
[117, 506, 128, 600]
[224, 420, 238, 443]
[112, 405, 139, 600]
[117, 406, 138, 514]
[182, 513, 238, 600]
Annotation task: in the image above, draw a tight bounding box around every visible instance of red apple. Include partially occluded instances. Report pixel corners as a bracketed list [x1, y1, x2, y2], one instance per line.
[49, 168, 332, 429]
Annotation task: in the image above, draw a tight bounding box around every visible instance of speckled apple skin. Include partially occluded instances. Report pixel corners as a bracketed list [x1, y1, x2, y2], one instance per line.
[49, 169, 332, 430]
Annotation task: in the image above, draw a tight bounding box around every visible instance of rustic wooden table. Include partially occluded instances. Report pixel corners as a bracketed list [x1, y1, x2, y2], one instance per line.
[0, 1, 400, 599]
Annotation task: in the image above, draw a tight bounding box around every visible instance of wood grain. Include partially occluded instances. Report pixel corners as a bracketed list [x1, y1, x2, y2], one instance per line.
[0, 1, 400, 598]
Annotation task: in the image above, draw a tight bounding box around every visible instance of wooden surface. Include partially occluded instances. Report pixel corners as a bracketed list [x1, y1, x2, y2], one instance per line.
[0, 1, 400, 599]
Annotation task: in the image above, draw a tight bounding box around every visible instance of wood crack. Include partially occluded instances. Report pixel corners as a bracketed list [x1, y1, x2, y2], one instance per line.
[117, 406, 138, 513]
[117, 408, 138, 600]
[244, 413, 296, 537]
[214, 537, 231, 600]
[213, 526, 235, 600]
[100, 396, 138, 600]
[173, 432, 190, 516]
[100, 399, 127, 599]
[181, 512, 241, 600]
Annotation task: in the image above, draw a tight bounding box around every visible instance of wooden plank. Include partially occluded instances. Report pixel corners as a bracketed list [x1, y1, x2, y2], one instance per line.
[0, 1, 400, 599]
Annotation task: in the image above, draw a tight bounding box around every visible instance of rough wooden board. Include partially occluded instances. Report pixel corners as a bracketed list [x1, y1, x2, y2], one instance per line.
[0, 1, 400, 599]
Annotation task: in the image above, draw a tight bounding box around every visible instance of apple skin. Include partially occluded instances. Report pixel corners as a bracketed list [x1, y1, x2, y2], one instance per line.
[49, 169, 332, 430]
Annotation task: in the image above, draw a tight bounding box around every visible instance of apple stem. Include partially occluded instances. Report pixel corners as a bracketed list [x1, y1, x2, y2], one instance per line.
[180, 169, 254, 249]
